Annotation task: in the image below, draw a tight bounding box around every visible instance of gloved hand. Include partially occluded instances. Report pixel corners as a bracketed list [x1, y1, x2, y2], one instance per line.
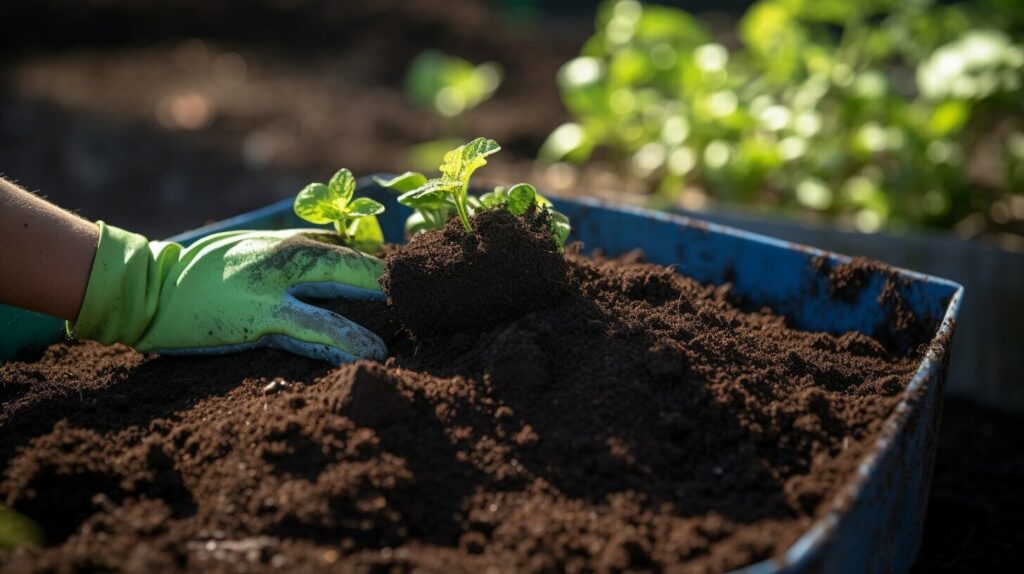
[69, 222, 387, 364]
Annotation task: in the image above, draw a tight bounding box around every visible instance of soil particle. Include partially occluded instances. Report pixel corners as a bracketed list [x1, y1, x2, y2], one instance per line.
[0, 231, 930, 573]
[380, 208, 570, 338]
[814, 255, 876, 302]
[813, 255, 933, 354]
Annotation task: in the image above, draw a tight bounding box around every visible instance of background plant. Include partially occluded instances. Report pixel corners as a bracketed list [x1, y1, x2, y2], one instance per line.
[293, 168, 386, 253]
[405, 51, 504, 172]
[540, 0, 1024, 236]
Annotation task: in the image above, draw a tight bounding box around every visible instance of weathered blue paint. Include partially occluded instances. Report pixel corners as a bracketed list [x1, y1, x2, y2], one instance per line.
[0, 176, 963, 573]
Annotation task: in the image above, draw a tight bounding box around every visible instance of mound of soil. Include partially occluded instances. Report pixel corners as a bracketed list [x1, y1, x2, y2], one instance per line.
[380, 209, 569, 338]
[0, 222, 933, 573]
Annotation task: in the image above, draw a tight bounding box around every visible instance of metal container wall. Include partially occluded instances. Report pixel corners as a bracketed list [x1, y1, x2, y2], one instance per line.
[0, 178, 963, 573]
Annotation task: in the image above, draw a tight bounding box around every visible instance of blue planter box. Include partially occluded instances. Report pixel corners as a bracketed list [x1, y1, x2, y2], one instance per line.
[0, 177, 963, 573]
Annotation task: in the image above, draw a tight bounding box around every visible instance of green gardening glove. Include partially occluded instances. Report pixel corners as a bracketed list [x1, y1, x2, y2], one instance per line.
[69, 222, 387, 364]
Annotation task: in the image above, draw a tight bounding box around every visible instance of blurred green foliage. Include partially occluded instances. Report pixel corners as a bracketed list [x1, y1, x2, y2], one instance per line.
[0, 504, 43, 549]
[541, 0, 1024, 233]
[406, 50, 503, 119]
[405, 50, 504, 172]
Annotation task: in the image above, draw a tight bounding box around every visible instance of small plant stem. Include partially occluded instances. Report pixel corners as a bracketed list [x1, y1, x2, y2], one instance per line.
[334, 220, 351, 241]
[455, 200, 473, 232]
[455, 184, 473, 232]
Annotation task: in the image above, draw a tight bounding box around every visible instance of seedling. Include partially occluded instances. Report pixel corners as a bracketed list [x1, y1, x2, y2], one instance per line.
[395, 137, 500, 232]
[373, 171, 454, 237]
[481, 183, 572, 247]
[294, 168, 386, 253]
[376, 138, 572, 247]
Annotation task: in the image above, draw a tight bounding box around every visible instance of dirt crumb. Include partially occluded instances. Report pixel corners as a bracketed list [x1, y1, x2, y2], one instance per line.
[380, 208, 570, 338]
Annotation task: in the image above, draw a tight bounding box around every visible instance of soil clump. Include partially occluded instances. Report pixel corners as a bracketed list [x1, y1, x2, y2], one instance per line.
[380, 208, 570, 338]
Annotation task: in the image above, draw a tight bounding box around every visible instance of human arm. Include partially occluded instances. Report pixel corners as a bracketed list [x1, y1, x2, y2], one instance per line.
[0, 176, 386, 363]
[0, 177, 99, 321]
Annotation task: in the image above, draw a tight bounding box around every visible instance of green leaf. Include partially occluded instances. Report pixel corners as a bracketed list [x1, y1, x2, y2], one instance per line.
[374, 172, 428, 193]
[635, 4, 709, 45]
[405, 51, 503, 117]
[439, 137, 501, 184]
[539, 122, 595, 163]
[791, 0, 862, 24]
[398, 178, 460, 209]
[927, 100, 970, 136]
[348, 215, 384, 254]
[478, 189, 507, 207]
[328, 168, 356, 206]
[506, 183, 537, 215]
[347, 197, 386, 217]
[466, 194, 483, 216]
[556, 58, 610, 118]
[405, 209, 448, 236]
[550, 210, 572, 247]
[397, 190, 445, 210]
[740, 1, 806, 82]
[294, 183, 344, 225]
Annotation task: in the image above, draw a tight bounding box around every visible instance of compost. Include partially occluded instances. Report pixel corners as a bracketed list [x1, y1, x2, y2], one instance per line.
[0, 211, 931, 573]
[381, 208, 570, 338]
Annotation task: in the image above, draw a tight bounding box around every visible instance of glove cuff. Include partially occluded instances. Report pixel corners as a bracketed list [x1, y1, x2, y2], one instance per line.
[68, 222, 180, 345]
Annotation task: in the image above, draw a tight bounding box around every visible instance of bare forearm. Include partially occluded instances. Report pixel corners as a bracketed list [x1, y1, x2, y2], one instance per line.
[0, 177, 99, 320]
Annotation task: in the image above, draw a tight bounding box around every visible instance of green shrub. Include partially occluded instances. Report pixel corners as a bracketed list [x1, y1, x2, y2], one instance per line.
[541, 0, 1024, 234]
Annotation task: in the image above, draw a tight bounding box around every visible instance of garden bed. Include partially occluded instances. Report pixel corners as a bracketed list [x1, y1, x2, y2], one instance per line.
[0, 209, 938, 573]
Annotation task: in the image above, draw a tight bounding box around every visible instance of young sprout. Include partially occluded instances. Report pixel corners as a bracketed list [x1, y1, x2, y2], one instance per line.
[374, 171, 452, 237]
[294, 168, 386, 252]
[376, 138, 573, 247]
[481, 183, 572, 247]
[399, 137, 500, 232]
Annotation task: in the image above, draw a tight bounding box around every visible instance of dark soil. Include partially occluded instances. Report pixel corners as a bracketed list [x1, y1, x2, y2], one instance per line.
[0, 215, 936, 573]
[381, 209, 570, 338]
[813, 256, 935, 355]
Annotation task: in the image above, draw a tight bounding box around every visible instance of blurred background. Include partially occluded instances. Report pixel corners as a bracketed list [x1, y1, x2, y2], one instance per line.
[4, 0, 1022, 243]
[1, 0, 1022, 569]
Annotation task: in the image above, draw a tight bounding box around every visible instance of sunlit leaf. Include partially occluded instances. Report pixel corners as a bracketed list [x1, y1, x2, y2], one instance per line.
[406, 50, 503, 117]
[374, 172, 428, 193]
[439, 137, 501, 183]
[397, 179, 460, 210]
[294, 183, 344, 225]
[550, 210, 572, 247]
[404, 209, 448, 236]
[740, 1, 806, 82]
[927, 100, 970, 136]
[327, 168, 355, 205]
[347, 197, 386, 217]
[539, 122, 595, 163]
[506, 183, 538, 215]
[348, 215, 384, 254]
[478, 189, 507, 207]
